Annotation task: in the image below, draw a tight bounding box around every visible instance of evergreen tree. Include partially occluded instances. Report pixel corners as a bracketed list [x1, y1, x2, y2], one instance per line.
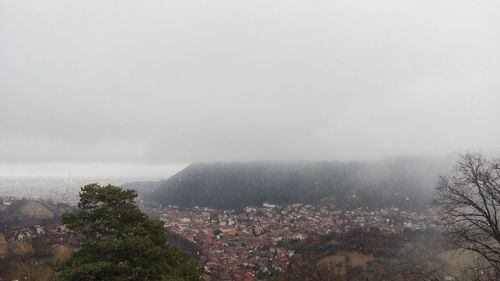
[56, 184, 199, 281]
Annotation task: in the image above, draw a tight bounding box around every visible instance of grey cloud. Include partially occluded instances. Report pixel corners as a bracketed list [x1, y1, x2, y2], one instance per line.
[1, 0, 499, 166]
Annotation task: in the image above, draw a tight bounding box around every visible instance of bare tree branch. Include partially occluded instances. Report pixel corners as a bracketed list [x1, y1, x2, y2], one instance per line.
[436, 152, 500, 272]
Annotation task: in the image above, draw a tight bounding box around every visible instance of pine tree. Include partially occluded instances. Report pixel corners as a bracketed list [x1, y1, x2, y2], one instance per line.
[56, 184, 199, 281]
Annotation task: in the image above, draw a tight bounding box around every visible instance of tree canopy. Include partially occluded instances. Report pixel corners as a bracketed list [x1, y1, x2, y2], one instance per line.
[56, 183, 199, 281]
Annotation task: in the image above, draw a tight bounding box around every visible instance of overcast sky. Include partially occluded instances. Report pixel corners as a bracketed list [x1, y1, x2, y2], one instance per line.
[1, 0, 499, 176]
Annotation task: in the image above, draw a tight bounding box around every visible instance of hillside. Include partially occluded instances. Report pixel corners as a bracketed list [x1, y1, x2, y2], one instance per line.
[0, 200, 72, 227]
[273, 228, 453, 281]
[146, 158, 452, 210]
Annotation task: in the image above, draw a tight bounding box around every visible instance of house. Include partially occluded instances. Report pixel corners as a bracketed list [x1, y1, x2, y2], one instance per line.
[34, 226, 45, 235]
[58, 225, 69, 233]
[262, 203, 276, 209]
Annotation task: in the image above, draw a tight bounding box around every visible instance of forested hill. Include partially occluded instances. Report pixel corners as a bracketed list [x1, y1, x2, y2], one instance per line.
[144, 158, 452, 210]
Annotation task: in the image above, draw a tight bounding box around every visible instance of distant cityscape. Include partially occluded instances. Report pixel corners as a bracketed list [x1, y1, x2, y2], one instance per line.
[0, 176, 154, 205]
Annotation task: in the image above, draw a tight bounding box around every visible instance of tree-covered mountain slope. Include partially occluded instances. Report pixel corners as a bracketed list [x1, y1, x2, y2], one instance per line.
[145, 157, 452, 210]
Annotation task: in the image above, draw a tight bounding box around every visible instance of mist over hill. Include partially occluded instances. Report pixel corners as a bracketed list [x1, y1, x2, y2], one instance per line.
[121, 180, 162, 198]
[142, 157, 453, 210]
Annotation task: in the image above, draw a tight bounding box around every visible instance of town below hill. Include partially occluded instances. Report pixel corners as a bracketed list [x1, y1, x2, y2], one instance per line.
[143, 200, 465, 281]
[0, 157, 479, 281]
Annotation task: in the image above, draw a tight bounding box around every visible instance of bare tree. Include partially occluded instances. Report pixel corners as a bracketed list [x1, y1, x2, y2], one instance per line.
[436, 152, 500, 272]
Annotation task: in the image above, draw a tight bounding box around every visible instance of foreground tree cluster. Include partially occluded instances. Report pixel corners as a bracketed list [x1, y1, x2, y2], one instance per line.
[56, 184, 199, 281]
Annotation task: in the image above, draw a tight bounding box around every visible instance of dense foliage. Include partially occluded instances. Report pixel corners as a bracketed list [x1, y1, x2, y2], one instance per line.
[146, 159, 448, 210]
[56, 184, 199, 281]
